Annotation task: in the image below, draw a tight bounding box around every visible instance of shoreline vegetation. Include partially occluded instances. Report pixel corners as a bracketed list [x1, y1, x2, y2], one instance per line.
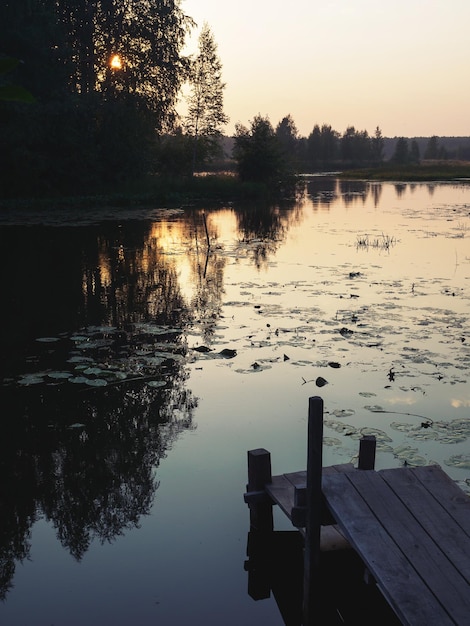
[1, 162, 470, 213]
[339, 160, 470, 181]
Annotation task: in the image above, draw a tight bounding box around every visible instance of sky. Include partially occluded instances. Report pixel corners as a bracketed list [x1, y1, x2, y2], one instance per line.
[180, 0, 470, 139]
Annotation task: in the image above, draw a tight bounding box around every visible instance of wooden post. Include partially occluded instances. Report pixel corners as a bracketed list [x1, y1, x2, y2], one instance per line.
[358, 435, 376, 470]
[246, 448, 273, 532]
[303, 396, 323, 625]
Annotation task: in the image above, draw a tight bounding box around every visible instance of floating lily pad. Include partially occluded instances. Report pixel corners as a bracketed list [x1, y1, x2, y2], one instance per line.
[324, 420, 359, 437]
[85, 378, 108, 387]
[364, 405, 386, 412]
[148, 380, 166, 388]
[392, 445, 428, 466]
[235, 363, 272, 374]
[323, 437, 343, 447]
[67, 356, 93, 364]
[219, 349, 237, 358]
[83, 367, 107, 376]
[47, 371, 73, 379]
[69, 423, 86, 429]
[331, 409, 355, 418]
[316, 376, 328, 387]
[69, 376, 89, 384]
[36, 337, 60, 343]
[360, 427, 393, 443]
[328, 362, 341, 368]
[445, 454, 470, 470]
[18, 374, 44, 385]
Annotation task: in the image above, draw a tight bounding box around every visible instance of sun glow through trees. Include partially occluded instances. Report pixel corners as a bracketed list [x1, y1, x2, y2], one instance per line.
[110, 55, 122, 70]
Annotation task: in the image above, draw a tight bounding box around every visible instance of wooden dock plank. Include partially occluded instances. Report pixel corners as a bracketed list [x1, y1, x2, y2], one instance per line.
[410, 465, 470, 537]
[346, 469, 470, 624]
[265, 464, 354, 523]
[380, 467, 470, 584]
[323, 471, 456, 626]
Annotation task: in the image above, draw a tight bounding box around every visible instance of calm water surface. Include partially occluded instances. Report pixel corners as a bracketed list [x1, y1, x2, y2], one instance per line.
[0, 178, 469, 625]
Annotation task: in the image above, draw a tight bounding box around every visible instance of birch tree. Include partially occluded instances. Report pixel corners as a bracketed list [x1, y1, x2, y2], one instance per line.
[184, 23, 228, 172]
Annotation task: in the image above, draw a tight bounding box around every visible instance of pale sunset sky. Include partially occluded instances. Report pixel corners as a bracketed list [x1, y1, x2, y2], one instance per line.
[180, 0, 470, 138]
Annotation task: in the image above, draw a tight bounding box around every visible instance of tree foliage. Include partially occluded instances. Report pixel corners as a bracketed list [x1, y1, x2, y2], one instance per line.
[0, 0, 194, 195]
[392, 137, 409, 164]
[184, 22, 228, 172]
[275, 114, 299, 173]
[233, 115, 286, 184]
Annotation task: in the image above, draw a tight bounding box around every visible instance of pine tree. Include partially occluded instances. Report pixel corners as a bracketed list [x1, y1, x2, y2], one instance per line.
[184, 23, 228, 172]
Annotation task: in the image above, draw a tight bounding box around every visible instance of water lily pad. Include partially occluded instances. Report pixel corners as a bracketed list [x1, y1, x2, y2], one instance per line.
[316, 376, 328, 387]
[435, 432, 468, 444]
[235, 363, 272, 374]
[359, 391, 377, 398]
[85, 378, 108, 387]
[217, 348, 237, 358]
[18, 374, 44, 385]
[360, 427, 393, 443]
[83, 367, 107, 376]
[36, 337, 60, 343]
[331, 409, 355, 418]
[47, 371, 73, 379]
[323, 437, 343, 447]
[445, 454, 470, 470]
[324, 420, 359, 437]
[69, 376, 89, 384]
[67, 356, 93, 364]
[148, 380, 166, 388]
[328, 362, 341, 368]
[364, 405, 386, 412]
[69, 423, 86, 429]
[390, 422, 414, 432]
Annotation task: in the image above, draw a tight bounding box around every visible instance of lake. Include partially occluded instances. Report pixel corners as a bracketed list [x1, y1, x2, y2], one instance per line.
[0, 177, 469, 625]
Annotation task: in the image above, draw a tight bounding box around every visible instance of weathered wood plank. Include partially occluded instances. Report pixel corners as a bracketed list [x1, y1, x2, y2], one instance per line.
[342, 469, 470, 624]
[380, 466, 470, 584]
[411, 465, 470, 537]
[322, 471, 455, 626]
[266, 474, 297, 520]
[266, 464, 355, 522]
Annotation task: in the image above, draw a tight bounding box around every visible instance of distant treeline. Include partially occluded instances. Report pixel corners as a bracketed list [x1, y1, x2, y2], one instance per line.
[382, 136, 470, 161]
[221, 125, 470, 173]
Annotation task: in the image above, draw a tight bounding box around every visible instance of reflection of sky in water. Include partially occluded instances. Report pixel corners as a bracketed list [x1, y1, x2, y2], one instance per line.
[181, 181, 469, 482]
[1, 180, 469, 626]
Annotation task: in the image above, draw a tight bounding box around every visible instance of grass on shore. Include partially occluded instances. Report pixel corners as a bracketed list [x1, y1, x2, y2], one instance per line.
[341, 161, 470, 182]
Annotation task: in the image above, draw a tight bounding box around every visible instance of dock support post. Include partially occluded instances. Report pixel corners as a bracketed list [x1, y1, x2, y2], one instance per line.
[358, 435, 376, 470]
[246, 448, 273, 532]
[303, 396, 323, 625]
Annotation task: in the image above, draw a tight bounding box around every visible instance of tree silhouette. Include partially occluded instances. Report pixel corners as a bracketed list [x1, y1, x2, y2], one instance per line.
[234, 115, 286, 184]
[184, 23, 229, 173]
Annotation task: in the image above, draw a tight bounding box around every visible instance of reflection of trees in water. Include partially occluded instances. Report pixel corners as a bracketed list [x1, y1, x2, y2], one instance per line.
[82, 223, 189, 328]
[339, 180, 369, 207]
[0, 221, 198, 599]
[0, 200, 308, 598]
[186, 211, 227, 344]
[305, 176, 339, 208]
[0, 365, 197, 598]
[234, 200, 303, 270]
[370, 183, 383, 207]
[394, 183, 407, 198]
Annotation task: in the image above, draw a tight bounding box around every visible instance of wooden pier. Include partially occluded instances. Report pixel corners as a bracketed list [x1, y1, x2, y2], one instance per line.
[244, 396, 470, 625]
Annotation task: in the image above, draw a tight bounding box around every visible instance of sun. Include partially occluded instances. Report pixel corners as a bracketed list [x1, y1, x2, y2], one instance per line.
[110, 54, 122, 70]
